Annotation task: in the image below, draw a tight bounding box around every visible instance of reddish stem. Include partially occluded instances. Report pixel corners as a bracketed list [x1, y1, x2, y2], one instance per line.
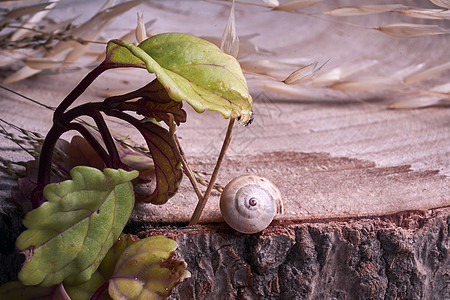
[36, 103, 122, 207]
[53, 63, 109, 120]
[68, 122, 112, 167]
[90, 280, 109, 300]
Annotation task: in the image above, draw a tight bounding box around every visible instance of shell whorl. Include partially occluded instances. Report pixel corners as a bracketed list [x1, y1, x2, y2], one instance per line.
[220, 175, 284, 234]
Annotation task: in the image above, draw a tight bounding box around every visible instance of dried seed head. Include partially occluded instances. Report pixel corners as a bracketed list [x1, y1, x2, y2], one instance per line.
[429, 0, 450, 9]
[283, 62, 318, 85]
[324, 5, 405, 17]
[221, 0, 239, 57]
[403, 62, 450, 84]
[263, 0, 279, 8]
[374, 23, 449, 37]
[275, 0, 324, 11]
[135, 13, 146, 43]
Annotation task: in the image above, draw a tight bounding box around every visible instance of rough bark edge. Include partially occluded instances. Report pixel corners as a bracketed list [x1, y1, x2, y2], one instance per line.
[133, 207, 449, 300]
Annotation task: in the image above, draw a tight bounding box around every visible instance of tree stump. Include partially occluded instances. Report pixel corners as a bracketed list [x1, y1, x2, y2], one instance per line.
[131, 208, 449, 300]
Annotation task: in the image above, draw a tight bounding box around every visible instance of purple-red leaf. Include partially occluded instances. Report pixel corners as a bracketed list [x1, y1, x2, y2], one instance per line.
[109, 112, 182, 205]
[106, 79, 187, 126]
[130, 119, 183, 204]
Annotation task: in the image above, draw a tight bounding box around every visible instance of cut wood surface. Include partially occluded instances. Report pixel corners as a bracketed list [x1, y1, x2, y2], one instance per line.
[1, 69, 449, 223]
[0, 0, 449, 223]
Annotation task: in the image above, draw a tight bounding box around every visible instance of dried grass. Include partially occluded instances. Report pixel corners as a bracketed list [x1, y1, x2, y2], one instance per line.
[221, 0, 239, 57]
[324, 5, 450, 20]
[5, 2, 57, 19]
[325, 5, 407, 17]
[8, 1, 59, 42]
[374, 23, 449, 37]
[429, 0, 450, 9]
[1, 0, 143, 84]
[283, 62, 318, 84]
[0, 0, 448, 108]
[389, 96, 448, 109]
[403, 62, 450, 84]
[311, 60, 378, 85]
[396, 8, 450, 20]
[275, 0, 324, 11]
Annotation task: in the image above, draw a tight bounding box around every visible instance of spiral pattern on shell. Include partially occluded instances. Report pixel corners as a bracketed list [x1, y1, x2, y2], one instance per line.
[220, 175, 284, 234]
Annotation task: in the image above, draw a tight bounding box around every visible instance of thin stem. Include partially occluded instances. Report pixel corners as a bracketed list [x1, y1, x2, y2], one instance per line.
[36, 102, 118, 202]
[34, 122, 67, 208]
[85, 107, 120, 169]
[0, 85, 56, 110]
[103, 84, 146, 105]
[67, 122, 111, 168]
[90, 280, 109, 300]
[36, 122, 67, 186]
[189, 118, 235, 225]
[62, 103, 121, 169]
[173, 134, 203, 202]
[53, 63, 109, 120]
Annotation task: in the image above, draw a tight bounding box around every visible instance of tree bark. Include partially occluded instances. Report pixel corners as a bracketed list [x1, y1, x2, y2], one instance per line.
[130, 208, 449, 300]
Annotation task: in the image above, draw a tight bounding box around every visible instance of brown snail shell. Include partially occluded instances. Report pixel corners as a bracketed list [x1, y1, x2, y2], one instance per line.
[220, 175, 284, 234]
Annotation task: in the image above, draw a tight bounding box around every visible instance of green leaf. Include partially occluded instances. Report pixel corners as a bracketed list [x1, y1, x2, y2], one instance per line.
[0, 281, 69, 300]
[125, 117, 183, 205]
[108, 235, 191, 300]
[98, 233, 138, 279]
[104, 39, 146, 69]
[65, 271, 108, 300]
[16, 166, 139, 287]
[105, 33, 253, 125]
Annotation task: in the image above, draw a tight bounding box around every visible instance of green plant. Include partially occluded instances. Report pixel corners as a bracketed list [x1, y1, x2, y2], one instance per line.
[0, 32, 252, 299]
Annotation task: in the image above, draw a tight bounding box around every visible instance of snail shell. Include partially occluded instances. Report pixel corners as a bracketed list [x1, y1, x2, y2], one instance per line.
[220, 175, 284, 234]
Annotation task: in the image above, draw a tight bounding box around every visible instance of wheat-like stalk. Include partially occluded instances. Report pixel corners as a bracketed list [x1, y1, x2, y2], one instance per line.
[0, 0, 448, 108]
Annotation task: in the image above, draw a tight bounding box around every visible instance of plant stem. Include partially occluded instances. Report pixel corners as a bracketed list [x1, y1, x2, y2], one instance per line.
[63, 103, 121, 168]
[173, 134, 203, 202]
[53, 63, 108, 120]
[67, 122, 111, 168]
[36, 102, 119, 204]
[36, 123, 67, 186]
[34, 122, 67, 207]
[189, 118, 235, 225]
[85, 107, 120, 169]
[90, 280, 109, 300]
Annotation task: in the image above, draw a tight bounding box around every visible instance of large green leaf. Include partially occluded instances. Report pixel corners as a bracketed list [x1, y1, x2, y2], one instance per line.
[108, 235, 190, 300]
[16, 166, 138, 287]
[105, 33, 253, 125]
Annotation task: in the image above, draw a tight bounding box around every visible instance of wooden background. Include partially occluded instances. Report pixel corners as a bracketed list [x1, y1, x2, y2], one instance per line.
[0, 0, 449, 223]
